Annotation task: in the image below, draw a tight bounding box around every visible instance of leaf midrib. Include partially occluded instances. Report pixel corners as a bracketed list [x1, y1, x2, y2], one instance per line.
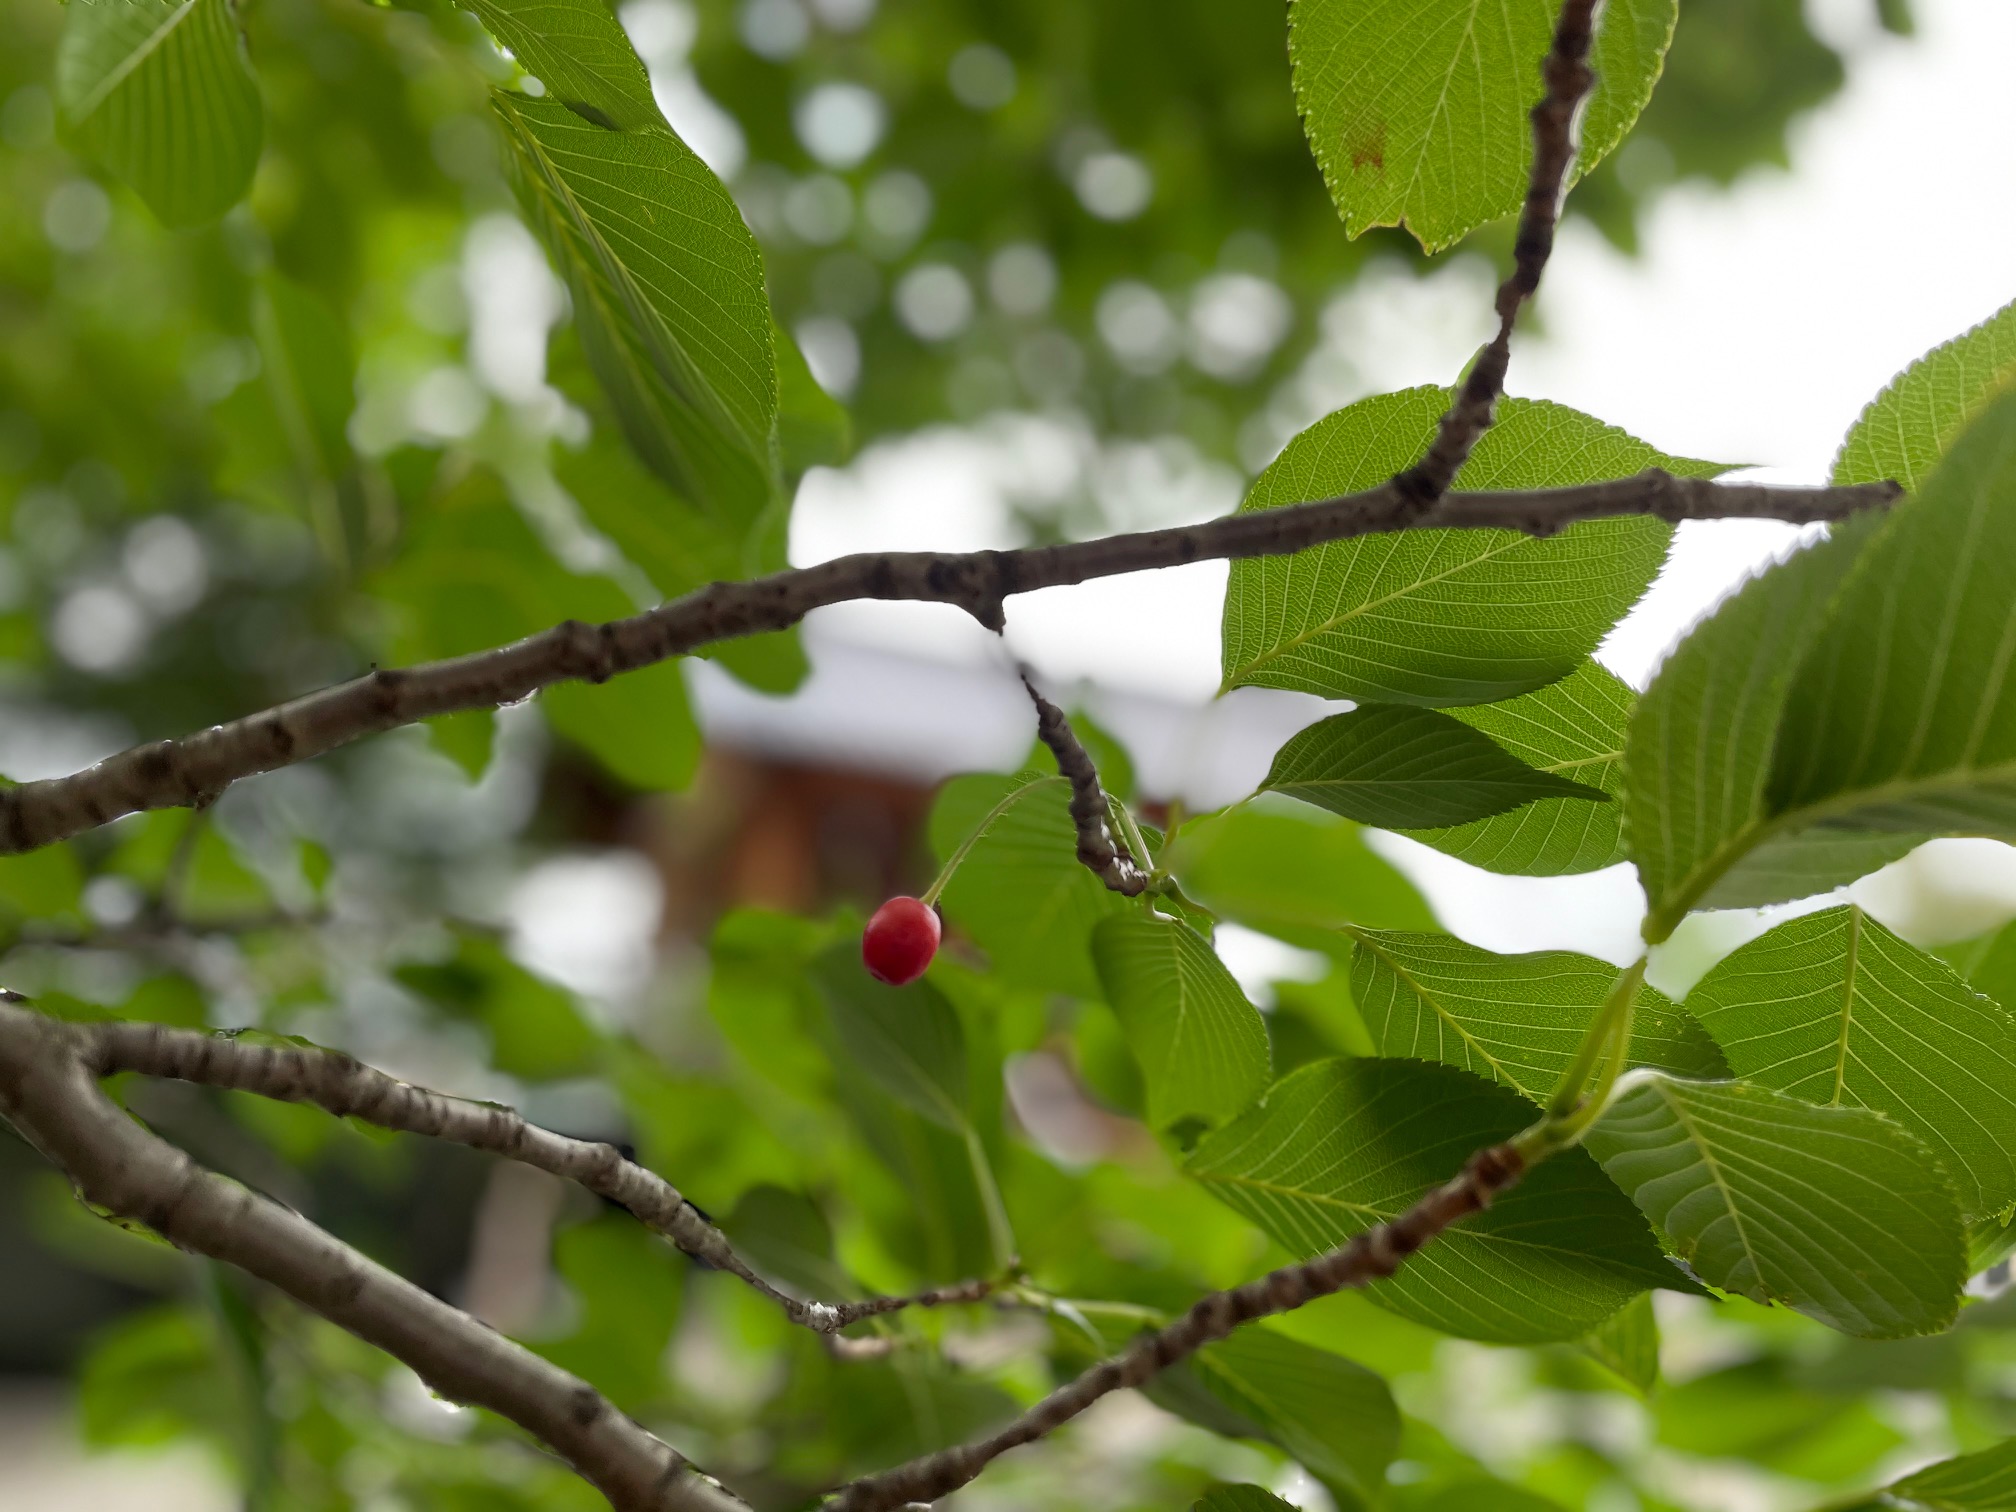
[857, 1013, 966, 1130]
[1831, 907, 1863, 1106]
[72, 0, 201, 123]
[1540, 750, 1621, 775]
[498, 96, 769, 477]
[1225, 529, 1538, 688]
[1394, 0, 1486, 242]
[1651, 1083, 1768, 1290]
[1353, 931, 1522, 1094]
[1645, 748, 2016, 941]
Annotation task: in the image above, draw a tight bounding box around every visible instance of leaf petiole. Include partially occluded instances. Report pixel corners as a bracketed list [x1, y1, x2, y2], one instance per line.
[1540, 955, 1646, 1129]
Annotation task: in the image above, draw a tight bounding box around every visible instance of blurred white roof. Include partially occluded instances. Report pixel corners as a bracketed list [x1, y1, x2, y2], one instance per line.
[686, 623, 1342, 811]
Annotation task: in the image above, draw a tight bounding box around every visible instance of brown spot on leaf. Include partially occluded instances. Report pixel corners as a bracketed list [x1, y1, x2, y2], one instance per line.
[1347, 120, 1387, 173]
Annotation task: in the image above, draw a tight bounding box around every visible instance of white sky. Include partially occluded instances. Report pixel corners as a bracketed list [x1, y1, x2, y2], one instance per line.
[780, 0, 2016, 967]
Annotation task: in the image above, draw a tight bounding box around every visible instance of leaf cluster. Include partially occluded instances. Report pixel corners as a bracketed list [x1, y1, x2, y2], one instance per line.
[11, 0, 2016, 1510]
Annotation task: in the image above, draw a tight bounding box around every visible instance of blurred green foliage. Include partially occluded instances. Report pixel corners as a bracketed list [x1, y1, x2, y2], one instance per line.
[6, 0, 1997, 1510]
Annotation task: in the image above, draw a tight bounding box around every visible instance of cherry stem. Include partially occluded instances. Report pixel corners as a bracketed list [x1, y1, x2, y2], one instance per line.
[919, 775, 1067, 908]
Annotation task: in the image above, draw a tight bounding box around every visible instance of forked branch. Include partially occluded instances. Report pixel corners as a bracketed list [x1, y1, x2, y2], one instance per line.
[826, 1141, 1528, 1510]
[0, 996, 748, 1512]
[0, 4, 1912, 1511]
[0, 471, 1896, 860]
[812, 10, 1608, 1502]
[80, 1015, 1000, 1334]
[1394, 0, 1601, 504]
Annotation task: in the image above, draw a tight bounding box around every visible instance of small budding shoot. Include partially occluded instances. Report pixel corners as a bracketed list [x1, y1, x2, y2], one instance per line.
[862, 896, 941, 986]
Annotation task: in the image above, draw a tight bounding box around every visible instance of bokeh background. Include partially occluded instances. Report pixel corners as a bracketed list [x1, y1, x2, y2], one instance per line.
[4, 0, 2016, 1506]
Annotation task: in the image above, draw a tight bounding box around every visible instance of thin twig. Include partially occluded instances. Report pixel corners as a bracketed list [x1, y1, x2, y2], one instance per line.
[83, 1016, 995, 1334]
[0, 999, 748, 1512]
[0, 471, 1896, 860]
[825, 1141, 1528, 1511]
[819, 1272, 1007, 1326]
[1393, 0, 1603, 506]
[1019, 673, 1149, 896]
[818, 13, 1599, 1503]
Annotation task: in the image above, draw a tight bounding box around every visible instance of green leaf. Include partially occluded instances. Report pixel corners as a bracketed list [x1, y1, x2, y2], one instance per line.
[1191, 1327, 1398, 1508]
[1196, 1488, 1301, 1512]
[429, 709, 497, 781]
[1835, 297, 2016, 491]
[1261, 706, 1608, 829]
[1655, 1356, 1905, 1482]
[722, 1185, 852, 1302]
[1585, 1073, 1967, 1338]
[252, 274, 355, 481]
[1634, 310, 2016, 932]
[75, 1305, 231, 1453]
[374, 473, 623, 654]
[1166, 802, 1435, 936]
[455, 0, 663, 132]
[108, 811, 269, 923]
[1288, 0, 1675, 251]
[1348, 930, 1727, 1103]
[1393, 1480, 1567, 1512]
[1091, 914, 1271, 1131]
[396, 932, 599, 1082]
[706, 908, 835, 1104]
[775, 318, 853, 473]
[794, 1347, 1018, 1481]
[1188, 1058, 1691, 1343]
[1223, 391, 1718, 707]
[536, 1215, 681, 1411]
[552, 427, 806, 693]
[1875, 1436, 2016, 1510]
[495, 92, 776, 529]
[124, 974, 208, 1031]
[1625, 516, 1920, 938]
[370, 472, 705, 790]
[834, 1081, 1004, 1281]
[1397, 661, 1635, 875]
[812, 943, 970, 1130]
[1675, 828, 1922, 921]
[1970, 1210, 2016, 1277]
[56, 0, 263, 227]
[1685, 905, 2016, 1221]
[1070, 1308, 1396, 1506]
[1579, 1293, 1659, 1394]
[0, 844, 86, 926]
[1768, 388, 2016, 839]
[611, 1043, 804, 1220]
[543, 659, 700, 793]
[1952, 917, 2016, 1013]
[929, 772, 1133, 998]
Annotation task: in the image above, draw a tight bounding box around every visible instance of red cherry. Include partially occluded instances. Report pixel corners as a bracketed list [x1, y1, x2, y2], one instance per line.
[863, 896, 941, 986]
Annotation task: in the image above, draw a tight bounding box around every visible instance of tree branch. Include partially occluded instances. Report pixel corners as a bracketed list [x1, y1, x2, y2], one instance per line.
[0, 995, 749, 1512]
[1020, 673, 1150, 896]
[81, 1015, 1000, 1334]
[0, 471, 1897, 859]
[824, 1139, 1528, 1510]
[1393, 0, 1600, 505]
[809, 16, 1614, 1501]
